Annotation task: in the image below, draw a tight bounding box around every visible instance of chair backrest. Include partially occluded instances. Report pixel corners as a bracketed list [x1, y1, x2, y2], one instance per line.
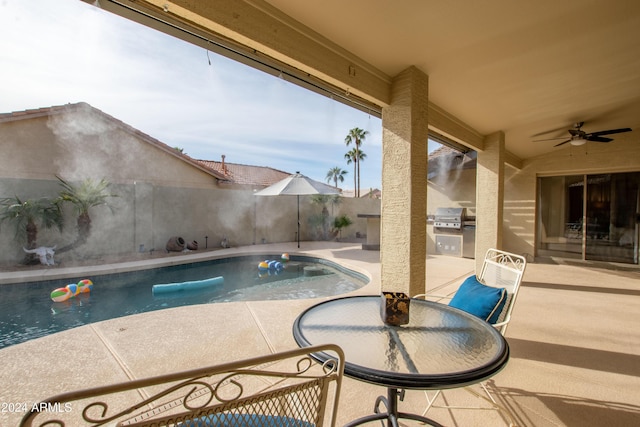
[477, 248, 527, 335]
[20, 344, 344, 427]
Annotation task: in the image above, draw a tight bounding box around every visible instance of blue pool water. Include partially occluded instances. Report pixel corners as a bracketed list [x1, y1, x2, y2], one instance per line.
[0, 254, 367, 349]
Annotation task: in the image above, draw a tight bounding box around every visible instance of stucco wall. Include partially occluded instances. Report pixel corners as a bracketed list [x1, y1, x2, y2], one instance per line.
[0, 176, 379, 265]
[504, 132, 640, 259]
[0, 107, 380, 266]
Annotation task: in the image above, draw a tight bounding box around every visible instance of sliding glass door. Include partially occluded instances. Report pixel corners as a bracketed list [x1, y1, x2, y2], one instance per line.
[538, 172, 640, 264]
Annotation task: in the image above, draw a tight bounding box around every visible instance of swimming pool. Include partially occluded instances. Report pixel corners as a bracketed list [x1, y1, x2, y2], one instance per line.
[0, 254, 367, 349]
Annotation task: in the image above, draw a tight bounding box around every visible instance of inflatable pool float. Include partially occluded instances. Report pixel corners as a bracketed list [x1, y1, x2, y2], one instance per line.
[50, 287, 72, 303]
[66, 283, 80, 297]
[152, 276, 224, 295]
[50, 279, 93, 302]
[257, 260, 285, 273]
[78, 279, 93, 293]
[258, 261, 270, 272]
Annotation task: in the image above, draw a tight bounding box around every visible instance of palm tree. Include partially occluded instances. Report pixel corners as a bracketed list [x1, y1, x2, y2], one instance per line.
[310, 194, 343, 239]
[57, 176, 117, 247]
[311, 193, 342, 217]
[344, 148, 367, 196]
[344, 127, 369, 197]
[0, 196, 63, 261]
[325, 166, 347, 188]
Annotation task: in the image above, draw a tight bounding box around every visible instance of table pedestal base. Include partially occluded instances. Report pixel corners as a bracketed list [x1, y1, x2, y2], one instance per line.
[344, 388, 444, 427]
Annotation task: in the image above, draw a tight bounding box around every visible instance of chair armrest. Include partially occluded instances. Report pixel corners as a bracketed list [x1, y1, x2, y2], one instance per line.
[491, 315, 511, 333]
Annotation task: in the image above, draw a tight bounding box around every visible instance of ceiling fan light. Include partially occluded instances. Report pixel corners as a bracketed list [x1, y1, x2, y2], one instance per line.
[570, 138, 587, 146]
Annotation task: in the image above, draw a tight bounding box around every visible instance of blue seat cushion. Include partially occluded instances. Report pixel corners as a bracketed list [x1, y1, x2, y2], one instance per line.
[449, 275, 507, 324]
[178, 413, 314, 427]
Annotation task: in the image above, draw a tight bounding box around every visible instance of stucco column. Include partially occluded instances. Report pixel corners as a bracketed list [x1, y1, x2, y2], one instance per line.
[475, 131, 505, 271]
[380, 66, 429, 296]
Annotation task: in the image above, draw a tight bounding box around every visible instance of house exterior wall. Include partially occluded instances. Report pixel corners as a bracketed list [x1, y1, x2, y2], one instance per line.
[504, 132, 640, 259]
[0, 107, 219, 263]
[1, 106, 217, 187]
[424, 131, 640, 262]
[0, 108, 380, 266]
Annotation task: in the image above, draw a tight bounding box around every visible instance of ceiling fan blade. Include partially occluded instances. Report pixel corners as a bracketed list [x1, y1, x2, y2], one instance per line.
[586, 136, 613, 143]
[554, 139, 571, 147]
[588, 127, 632, 137]
[533, 136, 568, 142]
[531, 125, 572, 138]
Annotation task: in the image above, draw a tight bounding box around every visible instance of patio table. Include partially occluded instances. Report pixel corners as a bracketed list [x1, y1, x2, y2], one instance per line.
[292, 295, 509, 427]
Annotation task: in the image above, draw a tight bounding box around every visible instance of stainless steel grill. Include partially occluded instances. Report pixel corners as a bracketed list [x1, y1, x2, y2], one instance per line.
[433, 207, 475, 258]
[433, 207, 466, 231]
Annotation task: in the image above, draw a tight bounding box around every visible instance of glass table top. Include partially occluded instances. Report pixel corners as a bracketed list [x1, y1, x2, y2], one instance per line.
[293, 295, 509, 389]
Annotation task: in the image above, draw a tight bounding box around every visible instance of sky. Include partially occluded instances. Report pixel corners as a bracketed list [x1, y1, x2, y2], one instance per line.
[0, 0, 385, 191]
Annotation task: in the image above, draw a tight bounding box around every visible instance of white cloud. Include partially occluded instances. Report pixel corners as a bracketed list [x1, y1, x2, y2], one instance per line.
[0, 0, 382, 189]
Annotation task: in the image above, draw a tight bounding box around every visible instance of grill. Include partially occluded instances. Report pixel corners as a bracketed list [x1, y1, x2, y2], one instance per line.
[433, 207, 475, 258]
[433, 207, 466, 231]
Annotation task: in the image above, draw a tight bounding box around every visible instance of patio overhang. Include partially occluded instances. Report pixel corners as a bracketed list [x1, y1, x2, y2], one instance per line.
[83, 0, 524, 167]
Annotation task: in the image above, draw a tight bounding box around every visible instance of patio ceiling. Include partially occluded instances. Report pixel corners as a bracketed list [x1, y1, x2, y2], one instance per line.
[90, 0, 640, 162]
[263, 0, 640, 161]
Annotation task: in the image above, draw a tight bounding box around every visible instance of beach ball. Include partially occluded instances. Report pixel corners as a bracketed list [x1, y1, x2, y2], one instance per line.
[258, 261, 269, 272]
[78, 279, 93, 293]
[50, 287, 71, 303]
[281, 253, 289, 262]
[66, 283, 80, 297]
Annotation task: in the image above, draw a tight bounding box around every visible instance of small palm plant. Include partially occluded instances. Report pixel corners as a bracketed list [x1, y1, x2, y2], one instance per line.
[0, 196, 63, 262]
[332, 214, 353, 240]
[310, 194, 344, 240]
[56, 176, 117, 246]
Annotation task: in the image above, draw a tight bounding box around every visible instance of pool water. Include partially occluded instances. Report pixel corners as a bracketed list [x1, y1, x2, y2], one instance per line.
[0, 255, 366, 349]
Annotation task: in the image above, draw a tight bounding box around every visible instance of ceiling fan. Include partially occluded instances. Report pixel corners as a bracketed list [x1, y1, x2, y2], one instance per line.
[535, 122, 632, 147]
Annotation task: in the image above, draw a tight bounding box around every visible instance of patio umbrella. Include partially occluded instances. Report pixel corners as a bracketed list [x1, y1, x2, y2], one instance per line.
[254, 172, 340, 248]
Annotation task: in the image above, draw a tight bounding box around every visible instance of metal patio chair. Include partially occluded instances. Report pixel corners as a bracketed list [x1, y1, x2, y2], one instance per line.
[20, 344, 344, 427]
[413, 248, 527, 426]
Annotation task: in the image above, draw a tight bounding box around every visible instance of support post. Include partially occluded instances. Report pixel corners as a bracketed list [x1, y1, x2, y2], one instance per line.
[475, 131, 505, 272]
[380, 66, 429, 296]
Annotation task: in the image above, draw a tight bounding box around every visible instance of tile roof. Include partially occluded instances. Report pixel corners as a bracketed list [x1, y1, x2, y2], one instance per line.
[196, 159, 291, 187]
[429, 145, 462, 159]
[360, 188, 382, 199]
[427, 144, 477, 179]
[429, 145, 476, 166]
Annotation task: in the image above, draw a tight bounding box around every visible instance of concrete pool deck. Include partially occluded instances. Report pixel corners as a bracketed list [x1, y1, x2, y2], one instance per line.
[1, 242, 639, 426]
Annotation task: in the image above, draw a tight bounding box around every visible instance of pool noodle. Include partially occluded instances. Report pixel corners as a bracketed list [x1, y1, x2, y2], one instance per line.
[152, 276, 224, 295]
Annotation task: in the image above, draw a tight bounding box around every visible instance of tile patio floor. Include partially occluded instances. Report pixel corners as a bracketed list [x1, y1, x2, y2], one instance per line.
[1, 242, 639, 426]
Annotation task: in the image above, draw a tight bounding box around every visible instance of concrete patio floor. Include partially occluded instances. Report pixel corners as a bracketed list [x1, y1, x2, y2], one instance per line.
[1, 242, 639, 426]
